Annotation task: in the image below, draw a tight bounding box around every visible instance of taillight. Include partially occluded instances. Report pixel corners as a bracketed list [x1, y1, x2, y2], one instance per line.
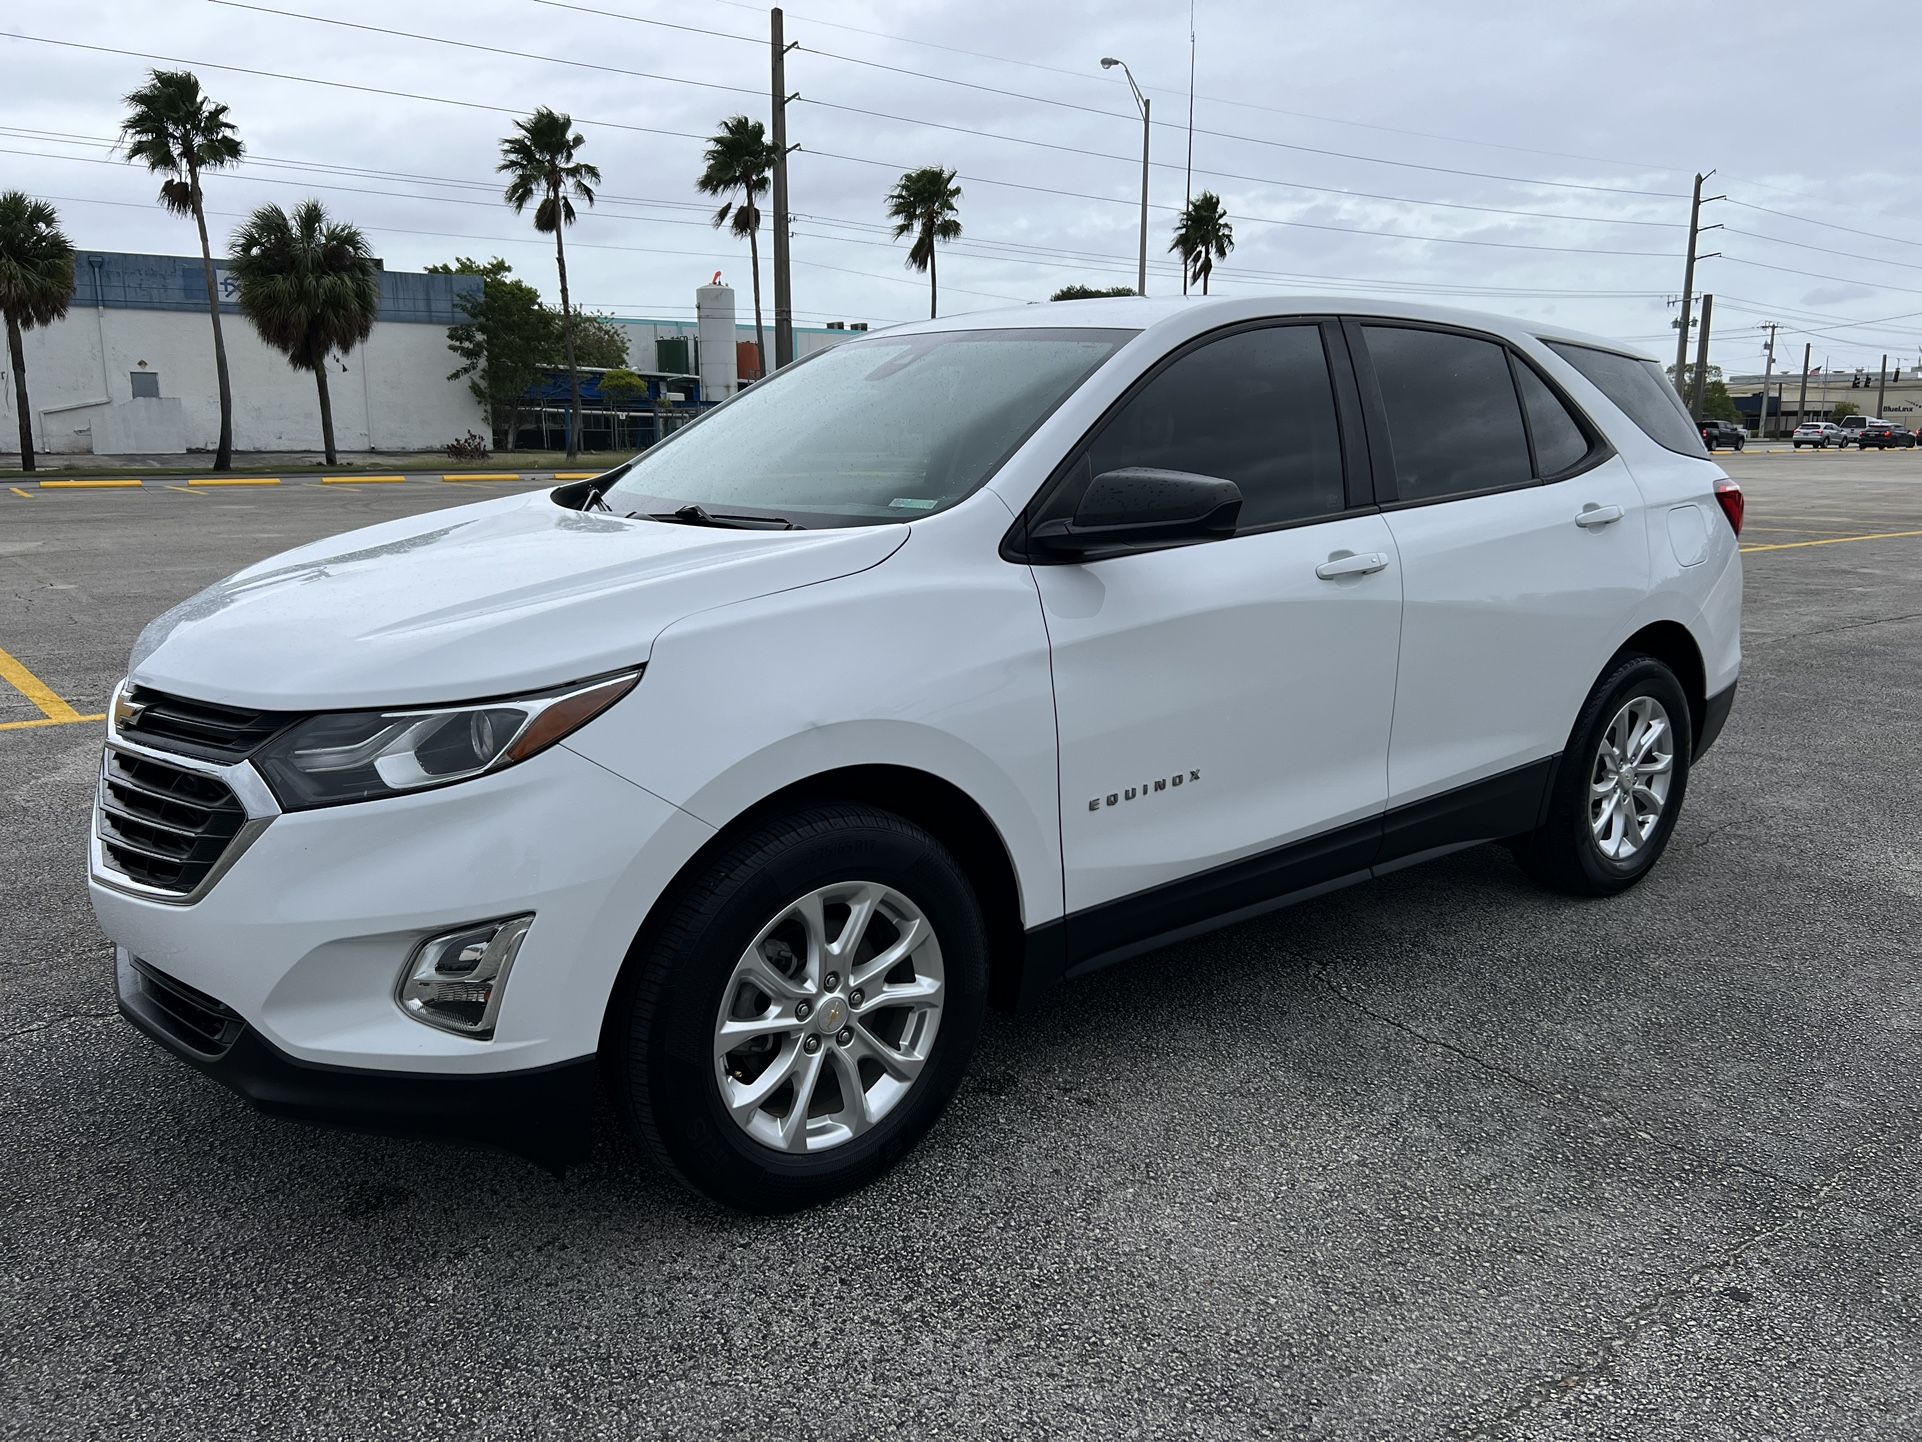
[1713, 478, 1744, 536]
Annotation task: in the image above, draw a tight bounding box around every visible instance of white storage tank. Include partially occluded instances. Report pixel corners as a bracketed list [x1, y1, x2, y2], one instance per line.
[696, 281, 739, 399]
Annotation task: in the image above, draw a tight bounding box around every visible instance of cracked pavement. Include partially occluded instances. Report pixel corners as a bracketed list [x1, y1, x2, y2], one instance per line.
[1, 454, 1918, 1439]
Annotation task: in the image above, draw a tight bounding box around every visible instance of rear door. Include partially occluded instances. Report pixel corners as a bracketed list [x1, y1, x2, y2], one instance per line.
[1347, 320, 1649, 829]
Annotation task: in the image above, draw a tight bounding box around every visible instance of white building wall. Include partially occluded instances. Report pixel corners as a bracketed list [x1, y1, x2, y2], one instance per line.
[1, 299, 484, 456]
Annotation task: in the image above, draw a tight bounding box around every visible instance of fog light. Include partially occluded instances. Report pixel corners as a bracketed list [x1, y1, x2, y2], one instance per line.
[397, 915, 533, 1039]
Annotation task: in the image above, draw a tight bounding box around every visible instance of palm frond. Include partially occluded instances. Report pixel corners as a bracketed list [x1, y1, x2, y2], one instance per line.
[227, 197, 380, 371]
[0, 191, 77, 330]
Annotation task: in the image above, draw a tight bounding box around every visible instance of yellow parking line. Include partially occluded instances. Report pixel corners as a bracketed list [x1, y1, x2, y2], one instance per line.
[552, 472, 600, 480]
[9, 487, 30, 499]
[442, 473, 520, 482]
[323, 474, 406, 484]
[38, 478, 142, 489]
[189, 477, 281, 486]
[1741, 528, 1922, 554]
[0, 645, 84, 723]
[166, 485, 207, 498]
[0, 712, 105, 732]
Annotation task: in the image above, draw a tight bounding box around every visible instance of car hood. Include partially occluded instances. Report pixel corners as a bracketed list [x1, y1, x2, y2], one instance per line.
[128, 491, 907, 709]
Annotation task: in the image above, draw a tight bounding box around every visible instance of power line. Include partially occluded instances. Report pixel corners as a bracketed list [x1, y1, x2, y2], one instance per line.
[690, 0, 1688, 176]
[205, 0, 760, 97]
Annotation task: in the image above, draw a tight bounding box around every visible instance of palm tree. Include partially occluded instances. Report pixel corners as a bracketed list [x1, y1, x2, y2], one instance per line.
[885, 167, 962, 319]
[697, 115, 780, 379]
[228, 200, 381, 466]
[1169, 191, 1234, 296]
[120, 70, 244, 469]
[0, 193, 76, 473]
[498, 108, 600, 460]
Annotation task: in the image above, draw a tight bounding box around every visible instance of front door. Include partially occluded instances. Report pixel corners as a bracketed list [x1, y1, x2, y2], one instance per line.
[1025, 322, 1405, 954]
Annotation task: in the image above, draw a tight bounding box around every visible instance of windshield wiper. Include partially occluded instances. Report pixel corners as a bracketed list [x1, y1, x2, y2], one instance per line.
[639, 503, 804, 531]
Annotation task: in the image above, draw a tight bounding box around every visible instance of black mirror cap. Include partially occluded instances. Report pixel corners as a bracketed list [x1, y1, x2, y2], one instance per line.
[1027, 468, 1243, 560]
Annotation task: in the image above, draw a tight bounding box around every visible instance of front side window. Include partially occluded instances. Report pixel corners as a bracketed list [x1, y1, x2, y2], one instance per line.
[599, 327, 1131, 527]
[1546, 341, 1705, 458]
[1362, 325, 1532, 502]
[1078, 324, 1346, 531]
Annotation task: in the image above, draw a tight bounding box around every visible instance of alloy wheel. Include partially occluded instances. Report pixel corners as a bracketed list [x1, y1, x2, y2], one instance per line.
[713, 881, 945, 1153]
[1588, 695, 1676, 862]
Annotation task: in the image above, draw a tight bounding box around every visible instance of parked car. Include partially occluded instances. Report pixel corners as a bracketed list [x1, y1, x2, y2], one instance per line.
[1837, 414, 1872, 444]
[1856, 419, 1916, 449]
[1698, 418, 1746, 451]
[1792, 422, 1847, 448]
[91, 299, 1744, 1211]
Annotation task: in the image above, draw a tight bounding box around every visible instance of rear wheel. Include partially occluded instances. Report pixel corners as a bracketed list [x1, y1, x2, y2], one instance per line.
[1515, 656, 1692, 897]
[615, 804, 988, 1211]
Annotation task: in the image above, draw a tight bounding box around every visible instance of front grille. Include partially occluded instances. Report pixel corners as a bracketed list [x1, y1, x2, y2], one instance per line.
[129, 957, 244, 1055]
[97, 748, 249, 895]
[119, 686, 294, 762]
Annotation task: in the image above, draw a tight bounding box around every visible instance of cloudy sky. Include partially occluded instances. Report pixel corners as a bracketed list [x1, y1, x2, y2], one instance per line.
[8, 0, 1922, 379]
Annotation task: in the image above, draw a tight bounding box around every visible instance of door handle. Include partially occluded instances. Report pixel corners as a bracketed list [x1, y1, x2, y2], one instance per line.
[1315, 551, 1389, 579]
[1574, 503, 1625, 529]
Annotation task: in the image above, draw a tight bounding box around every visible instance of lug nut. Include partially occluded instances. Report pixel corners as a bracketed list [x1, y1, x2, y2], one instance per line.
[849, 988, 864, 1008]
[795, 1000, 812, 1022]
[803, 1035, 822, 1054]
[824, 971, 840, 991]
[836, 1027, 853, 1047]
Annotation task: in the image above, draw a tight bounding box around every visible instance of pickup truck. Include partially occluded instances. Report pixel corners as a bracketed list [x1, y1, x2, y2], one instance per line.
[1698, 419, 1747, 451]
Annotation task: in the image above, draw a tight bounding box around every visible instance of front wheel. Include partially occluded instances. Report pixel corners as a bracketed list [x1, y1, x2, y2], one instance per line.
[1514, 656, 1692, 897]
[615, 804, 989, 1211]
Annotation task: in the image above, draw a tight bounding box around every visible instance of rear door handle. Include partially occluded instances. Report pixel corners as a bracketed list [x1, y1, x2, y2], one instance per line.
[1315, 551, 1389, 579]
[1574, 503, 1625, 529]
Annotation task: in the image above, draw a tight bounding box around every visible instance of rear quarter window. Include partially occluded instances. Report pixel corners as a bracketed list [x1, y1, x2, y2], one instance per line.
[1545, 341, 1707, 458]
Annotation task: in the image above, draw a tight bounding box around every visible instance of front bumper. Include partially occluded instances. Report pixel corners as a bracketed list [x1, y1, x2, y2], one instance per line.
[116, 948, 598, 1169]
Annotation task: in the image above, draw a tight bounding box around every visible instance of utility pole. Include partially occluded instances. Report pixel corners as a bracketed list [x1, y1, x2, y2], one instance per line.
[1796, 342, 1810, 430]
[1690, 292, 1714, 419]
[1673, 170, 1723, 402]
[1756, 322, 1778, 439]
[770, 8, 796, 368]
[1876, 353, 1889, 417]
[1137, 96, 1150, 297]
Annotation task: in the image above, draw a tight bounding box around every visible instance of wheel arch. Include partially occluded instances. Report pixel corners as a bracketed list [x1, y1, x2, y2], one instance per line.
[598, 764, 1032, 1062]
[1612, 619, 1707, 750]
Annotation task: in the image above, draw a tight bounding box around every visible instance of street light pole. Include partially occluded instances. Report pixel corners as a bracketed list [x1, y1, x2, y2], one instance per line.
[1101, 56, 1150, 297]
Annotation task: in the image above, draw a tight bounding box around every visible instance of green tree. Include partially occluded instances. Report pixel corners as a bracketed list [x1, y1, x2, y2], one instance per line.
[564, 309, 628, 369]
[1169, 191, 1233, 295]
[885, 166, 962, 319]
[1830, 399, 1861, 422]
[600, 367, 649, 448]
[1667, 362, 1741, 423]
[426, 257, 558, 449]
[697, 115, 780, 377]
[498, 107, 601, 459]
[119, 70, 244, 469]
[227, 200, 381, 466]
[0, 193, 76, 472]
[1050, 284, 1137, 301]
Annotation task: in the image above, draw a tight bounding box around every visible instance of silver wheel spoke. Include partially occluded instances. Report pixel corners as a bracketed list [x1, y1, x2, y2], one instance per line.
[725, 1042, 799, 1119]
[777, 1046, 826, 1151]
[715, 1011, 799, 1056]
[737, 954, 809, 1003]
[851, 1022, 926, 1083]
[849, 916, 926, 990]
[825, 1046, 874, 1136]
[829, 884, 882, 965]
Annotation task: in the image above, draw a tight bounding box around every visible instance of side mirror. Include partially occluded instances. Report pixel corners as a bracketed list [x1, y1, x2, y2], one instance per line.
[1028, 467, 1242, 559]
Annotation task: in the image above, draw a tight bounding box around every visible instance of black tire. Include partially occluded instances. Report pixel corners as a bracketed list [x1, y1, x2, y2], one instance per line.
[1733, 437, 1744, 450]
[614, 803, 989, 1212]
[1514, 655, 1693, 898]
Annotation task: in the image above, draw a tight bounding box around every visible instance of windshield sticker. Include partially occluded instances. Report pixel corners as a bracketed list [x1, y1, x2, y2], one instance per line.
[888, 498, 939, 510]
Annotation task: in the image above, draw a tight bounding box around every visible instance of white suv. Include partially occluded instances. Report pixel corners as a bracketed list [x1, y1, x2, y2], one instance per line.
[91, 298, 1743, 1210]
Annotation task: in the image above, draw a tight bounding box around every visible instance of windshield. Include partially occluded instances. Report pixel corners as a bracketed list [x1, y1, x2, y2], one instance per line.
[599, 327, 1132, 527]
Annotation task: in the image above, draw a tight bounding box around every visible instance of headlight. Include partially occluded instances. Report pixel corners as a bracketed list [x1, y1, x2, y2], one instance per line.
[253, 671, 640, 810]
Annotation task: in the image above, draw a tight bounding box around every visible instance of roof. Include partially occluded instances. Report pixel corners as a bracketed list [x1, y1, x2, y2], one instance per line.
[877, 294, 1658, 362]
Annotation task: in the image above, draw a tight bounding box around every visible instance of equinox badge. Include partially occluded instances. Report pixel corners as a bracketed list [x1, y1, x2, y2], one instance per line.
[1090, 770, 1200, 811]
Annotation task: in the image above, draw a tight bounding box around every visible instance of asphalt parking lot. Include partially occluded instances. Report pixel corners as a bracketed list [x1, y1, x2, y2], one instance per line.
[2, 452, 1917, 1439]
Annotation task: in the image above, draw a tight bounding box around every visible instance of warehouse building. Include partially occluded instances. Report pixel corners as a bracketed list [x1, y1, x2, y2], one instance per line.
[0, 250, 486, 458]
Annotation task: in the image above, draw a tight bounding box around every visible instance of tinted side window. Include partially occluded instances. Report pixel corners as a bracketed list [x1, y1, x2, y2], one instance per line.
[1084, 325, 1345, 530]
[1546, 341, 1705, 457]
[1362, 326, 1532, 501]
[1515, 361, 1591, 476]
